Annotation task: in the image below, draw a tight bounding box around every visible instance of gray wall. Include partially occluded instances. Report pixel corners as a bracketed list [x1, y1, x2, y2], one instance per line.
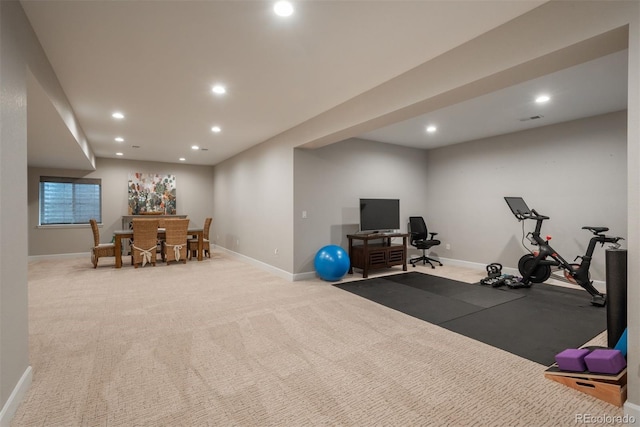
[0, 0, 94, 417]
[293, 138, 429, 274]
[628, 9, 640, 413]
[28, 157, 214, 256]
[0, 1, 30, 414]
[213, 1, 639, 279]
[212, 139, 294, 274]
[291, 112, 627, 280]
[425, 111, 627, 282]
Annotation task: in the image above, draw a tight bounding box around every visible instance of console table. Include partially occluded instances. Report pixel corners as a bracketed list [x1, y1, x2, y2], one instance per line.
[122, 214, 187, 230]
[347, 233, 409, 278]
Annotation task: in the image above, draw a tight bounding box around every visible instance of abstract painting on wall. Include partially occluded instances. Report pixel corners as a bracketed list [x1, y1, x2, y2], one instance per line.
[128, 173, 177, 215]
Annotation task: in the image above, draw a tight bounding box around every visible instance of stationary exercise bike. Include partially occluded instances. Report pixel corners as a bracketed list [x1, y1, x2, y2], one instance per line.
[505, 197, 623, 307]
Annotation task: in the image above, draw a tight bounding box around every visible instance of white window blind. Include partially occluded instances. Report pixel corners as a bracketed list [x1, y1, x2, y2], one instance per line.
[39, 177, 102, 225]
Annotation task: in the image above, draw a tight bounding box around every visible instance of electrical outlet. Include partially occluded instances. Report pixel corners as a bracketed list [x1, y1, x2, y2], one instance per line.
[236, 239, 240, 246]
[446, 243, 451, 250]
[274, 248, 279, 255]
[302, 210, 307, 219]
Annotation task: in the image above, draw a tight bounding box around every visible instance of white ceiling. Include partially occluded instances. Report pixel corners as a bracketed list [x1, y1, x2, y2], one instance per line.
[21, 1, 628, 170]
[21, 0, 553, 169]
[360, 49, 628, 149]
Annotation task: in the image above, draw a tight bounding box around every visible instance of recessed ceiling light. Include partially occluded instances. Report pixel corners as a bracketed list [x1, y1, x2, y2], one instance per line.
[191, 145, 200, 150]
[112, 112, 124, 119]
[274, 1, 294, 17]
[426, 125, 437, 133]
[115, 137, 124, 142]
[211, 126, 221, 133]
[115, 152, 123, 156]
[211, 85, 226, 95]
[179, 157, 186, 162]
[535, 94, 551, 103]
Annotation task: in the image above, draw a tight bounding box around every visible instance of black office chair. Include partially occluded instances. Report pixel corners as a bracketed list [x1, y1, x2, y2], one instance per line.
[408, 216, 442, 269]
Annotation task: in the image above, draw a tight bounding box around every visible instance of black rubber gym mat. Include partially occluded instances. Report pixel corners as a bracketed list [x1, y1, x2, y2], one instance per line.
[334, 277, 487, 324]
[335, 272, 606, 365]
[383, 272, 524, 308]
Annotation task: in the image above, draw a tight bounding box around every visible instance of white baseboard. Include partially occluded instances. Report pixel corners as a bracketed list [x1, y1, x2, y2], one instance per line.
[216, 247, 319, 281]
[216, 247, 296, 281]
[0, 366, 32, 427]
[437, 257, 489, 272]
[25, 250, 608, 292]
[293, 271, 318, 281]
[28, 252, 87, 262]
[438, 257, 606, 293]
[624, 401, 640, 423]
[248, 252, 608, 288]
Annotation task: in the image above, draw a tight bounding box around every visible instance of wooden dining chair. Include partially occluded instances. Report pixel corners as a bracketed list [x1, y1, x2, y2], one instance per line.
[131, 219, 160, 268]
[89, 219, 116, 268]
[189, 217, 212, 260]
[162, 218, 189, 264]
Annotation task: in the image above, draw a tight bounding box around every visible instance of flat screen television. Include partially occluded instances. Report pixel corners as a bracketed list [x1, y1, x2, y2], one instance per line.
[359, 198, 400, 232]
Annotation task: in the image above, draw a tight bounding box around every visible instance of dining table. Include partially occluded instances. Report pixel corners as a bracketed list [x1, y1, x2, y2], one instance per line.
[113, 223, 204, 268]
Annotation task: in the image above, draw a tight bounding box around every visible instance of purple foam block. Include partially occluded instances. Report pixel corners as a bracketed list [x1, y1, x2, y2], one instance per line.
[555, 348, 591, 372]
[584, 349, 626, 374]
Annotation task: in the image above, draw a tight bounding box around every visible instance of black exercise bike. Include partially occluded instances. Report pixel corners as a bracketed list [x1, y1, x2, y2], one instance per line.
[505, 197, 623, 307]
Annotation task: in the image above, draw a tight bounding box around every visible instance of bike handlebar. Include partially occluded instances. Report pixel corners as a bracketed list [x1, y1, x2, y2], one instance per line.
[516, 208, 549, 221]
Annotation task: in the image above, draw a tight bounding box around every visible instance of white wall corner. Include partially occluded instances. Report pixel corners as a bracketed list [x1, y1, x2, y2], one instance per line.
[293, 271, 318, 281]
[624, 400, 640, 423]
[0, 366, 32, 427]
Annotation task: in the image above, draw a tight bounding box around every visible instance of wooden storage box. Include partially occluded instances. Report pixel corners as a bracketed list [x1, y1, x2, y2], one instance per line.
[545, 364, 627, 407]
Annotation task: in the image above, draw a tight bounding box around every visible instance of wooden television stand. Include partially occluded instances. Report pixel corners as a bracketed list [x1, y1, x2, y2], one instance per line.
[347, 233, 409, 278]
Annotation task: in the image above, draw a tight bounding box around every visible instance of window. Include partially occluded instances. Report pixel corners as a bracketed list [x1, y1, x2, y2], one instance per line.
[39, 176, 102, 225]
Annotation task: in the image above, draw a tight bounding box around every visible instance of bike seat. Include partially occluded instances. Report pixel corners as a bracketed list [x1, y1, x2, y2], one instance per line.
[582, 226, 609, 234]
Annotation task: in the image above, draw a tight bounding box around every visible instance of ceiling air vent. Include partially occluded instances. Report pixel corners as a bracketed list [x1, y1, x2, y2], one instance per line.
[519, 115, 544, 122]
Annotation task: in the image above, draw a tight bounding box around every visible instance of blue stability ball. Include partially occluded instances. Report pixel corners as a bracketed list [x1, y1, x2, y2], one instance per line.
[314, 245, 350, 281]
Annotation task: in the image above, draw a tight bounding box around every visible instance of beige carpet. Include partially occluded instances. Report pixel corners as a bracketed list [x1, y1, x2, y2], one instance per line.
[11, 253, 621, 426]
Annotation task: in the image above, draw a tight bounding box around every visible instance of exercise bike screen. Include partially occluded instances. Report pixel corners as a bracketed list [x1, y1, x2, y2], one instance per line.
[504, 197, 531, 217]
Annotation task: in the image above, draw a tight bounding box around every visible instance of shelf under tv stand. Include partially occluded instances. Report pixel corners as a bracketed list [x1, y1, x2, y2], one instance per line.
[347, 233, 409, 278]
